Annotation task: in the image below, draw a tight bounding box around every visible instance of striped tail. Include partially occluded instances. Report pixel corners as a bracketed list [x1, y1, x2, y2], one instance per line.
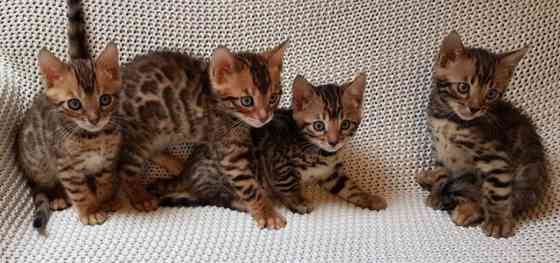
[32, 191, 51, 234]
[66, 0, 89, 60]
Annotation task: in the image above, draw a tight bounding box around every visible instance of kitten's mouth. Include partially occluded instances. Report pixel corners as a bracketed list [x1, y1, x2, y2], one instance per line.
[78, 119, 110, 133]
[241, 115, 273, 128]
[452, 104, 481, 121]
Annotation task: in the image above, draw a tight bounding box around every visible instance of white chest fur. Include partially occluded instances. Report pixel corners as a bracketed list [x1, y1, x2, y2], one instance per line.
[429, 117, 475, 172]
[80, 152, 108, 174]
[299, 154, 339, 185]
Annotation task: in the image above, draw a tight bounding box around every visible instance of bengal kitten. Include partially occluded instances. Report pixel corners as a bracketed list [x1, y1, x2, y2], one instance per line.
[150, 74, 387, 216]
[117, 41, 288, 229]
[415, 31, 547, 238]
[17, 0, 122, 232]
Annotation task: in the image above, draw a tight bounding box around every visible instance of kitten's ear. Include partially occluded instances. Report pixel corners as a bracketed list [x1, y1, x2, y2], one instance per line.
[263, 40, 289, 70]
[210, 46, 237, 84]
[342, 73, 367, 109]
[95, 42, 120, 81]
[438, 31, 465, 67]
[292, 75, 314, 111]
[495, 46, 529, 89]
[38, 48, 69, 87]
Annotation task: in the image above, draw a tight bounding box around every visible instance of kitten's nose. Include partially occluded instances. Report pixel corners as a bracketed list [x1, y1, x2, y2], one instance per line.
[256, 110, 269, 124]
[89, 116, 100, 125]
[469, 107, 480, 113]
[328, 140, 338, 147]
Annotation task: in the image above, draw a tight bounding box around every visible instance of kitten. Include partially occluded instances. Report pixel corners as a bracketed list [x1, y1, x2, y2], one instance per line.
[150, 74, 387, 216]
[17, 0, 122, 232]
[415, 31, 547, 238]
[117, 41, 288, 229]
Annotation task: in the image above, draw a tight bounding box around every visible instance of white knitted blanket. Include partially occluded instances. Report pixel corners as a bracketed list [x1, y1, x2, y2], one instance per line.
[1, 1, 558, 262]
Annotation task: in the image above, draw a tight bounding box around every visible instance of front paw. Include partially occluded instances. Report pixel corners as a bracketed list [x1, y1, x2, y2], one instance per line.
[129, 192, 159, 212]
[353, 194, 387, 211]
[252, 204, 287, 230]
[79, 210, 109, 225]
[425, 192, 444, 210]
[451, 201, 483, 226]
[481, 218, 514, 238]
[50, 198, 71, 211]
[287, 201, 314, 215]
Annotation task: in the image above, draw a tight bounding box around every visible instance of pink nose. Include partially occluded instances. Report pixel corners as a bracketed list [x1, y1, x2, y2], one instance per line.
[256, 110, 269, 123]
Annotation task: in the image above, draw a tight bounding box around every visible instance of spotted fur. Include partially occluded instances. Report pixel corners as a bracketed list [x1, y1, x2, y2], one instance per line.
[116, 41, 288, 229]
[416, 31, 547, 238]
[17, 0, 122, 232]
[150, 74, 386, 217]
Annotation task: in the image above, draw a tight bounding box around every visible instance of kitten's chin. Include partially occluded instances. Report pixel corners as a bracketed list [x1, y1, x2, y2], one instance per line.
[451, 103, 481, 121]
[237, 114, 273, 128]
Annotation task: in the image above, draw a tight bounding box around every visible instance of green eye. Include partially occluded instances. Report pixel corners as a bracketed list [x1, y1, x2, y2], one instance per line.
[312, 121, 325, 132]
[341, 120, 351, 130]
[240, 96, 254, 107]
[67, 98, 82, 111]
[457, 83, 470, 94]
[99, 94, 112, 106]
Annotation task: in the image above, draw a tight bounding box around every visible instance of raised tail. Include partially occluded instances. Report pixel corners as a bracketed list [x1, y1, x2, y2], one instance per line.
[32, 191, 51, 234]
[66, 0, 90, 60]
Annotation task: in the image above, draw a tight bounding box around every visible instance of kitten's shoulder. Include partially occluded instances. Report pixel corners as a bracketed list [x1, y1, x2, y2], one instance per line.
[491, 100, 536, 129]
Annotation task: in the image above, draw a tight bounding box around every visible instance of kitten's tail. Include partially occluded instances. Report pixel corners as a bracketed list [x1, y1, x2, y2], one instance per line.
[512, 161, 548, 216]
[32, 191, 51, 235]
[66, 0, 90, 60]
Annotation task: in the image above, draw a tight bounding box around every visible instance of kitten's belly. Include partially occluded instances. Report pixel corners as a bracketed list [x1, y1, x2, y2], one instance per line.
[430, 118, 475, 173]
[80, 152, 109, 174]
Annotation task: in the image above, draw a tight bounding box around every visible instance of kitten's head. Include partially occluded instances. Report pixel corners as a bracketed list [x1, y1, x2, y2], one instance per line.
[292, 74, 366, 152]
[433, 31, 528, 121]
[38, 42, 121, 132]
[209, 41, 288, 128]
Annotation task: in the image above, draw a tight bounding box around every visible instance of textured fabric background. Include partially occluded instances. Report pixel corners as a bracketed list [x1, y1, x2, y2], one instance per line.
[0, 1, 558, 262]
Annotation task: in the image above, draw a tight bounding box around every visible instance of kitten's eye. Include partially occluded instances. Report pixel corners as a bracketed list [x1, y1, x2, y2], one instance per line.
[457, 83, 470, 94]
[99, 94, 112, 106]
[240, 96, 254, 107]
[67, 98, 82, 111]
[269, 94, 279, 105]
[341, 120, 351, 130]
[486, 89, 498, 100]
[312, 121, 325, 132]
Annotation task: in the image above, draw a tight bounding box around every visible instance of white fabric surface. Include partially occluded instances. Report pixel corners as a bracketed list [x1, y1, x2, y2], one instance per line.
[1, 1, 559, 262]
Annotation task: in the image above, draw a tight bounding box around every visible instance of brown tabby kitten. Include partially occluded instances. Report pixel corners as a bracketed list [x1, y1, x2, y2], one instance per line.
[117, 41, 288, 229]
[17, 0, 122, 232]
[415, 31, 547, 238]
[150, 74, 387, 216]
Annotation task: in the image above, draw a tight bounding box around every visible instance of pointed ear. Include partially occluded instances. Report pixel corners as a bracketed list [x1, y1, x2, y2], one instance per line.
[495, 46, 529, 89]
[38, 48, 69, 87]
[210, 46, 237, 84]
[438, 31, 465, 67]
[342, 73, 366, 109]
[292, 75, 314, 111]
[263, 39, 289, 70]
[95, 42, 120, 81]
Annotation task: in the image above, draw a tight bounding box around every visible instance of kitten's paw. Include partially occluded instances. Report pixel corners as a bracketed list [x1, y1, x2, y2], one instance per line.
[425, 192, 444, 210]
[254, 209, 287, 230]
[101, 198, 123, 212]
[130, 194, 159, 212]
[451, 201, 483, 226]
[365, 194, 387, 210]
[79, 210, 109, 225]
[415, 171, 434, 191]
[50, 198, 71, 211]
[288, 201, 314, 214]
[482, 218, 514, 238]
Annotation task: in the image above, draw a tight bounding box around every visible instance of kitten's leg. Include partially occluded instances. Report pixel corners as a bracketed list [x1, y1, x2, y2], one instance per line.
[277, 181, 313, 214]
[95, 167, 120, 212]
[49, 183, 71, 211]
[58, 171, 108, 225]
[151, 151, 184, 176]
[476, 154, 515, 238]
[119, 140, 159, 212]
[217, 140, 286, 230]
[319, 166, 387, 211]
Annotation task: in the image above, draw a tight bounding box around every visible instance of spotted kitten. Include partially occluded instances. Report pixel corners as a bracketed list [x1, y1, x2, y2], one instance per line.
[415, 31, 547, 238]
[151, 74, 387, 217]
[117, 41, 288, 229]
[17, 0, 122, 232]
